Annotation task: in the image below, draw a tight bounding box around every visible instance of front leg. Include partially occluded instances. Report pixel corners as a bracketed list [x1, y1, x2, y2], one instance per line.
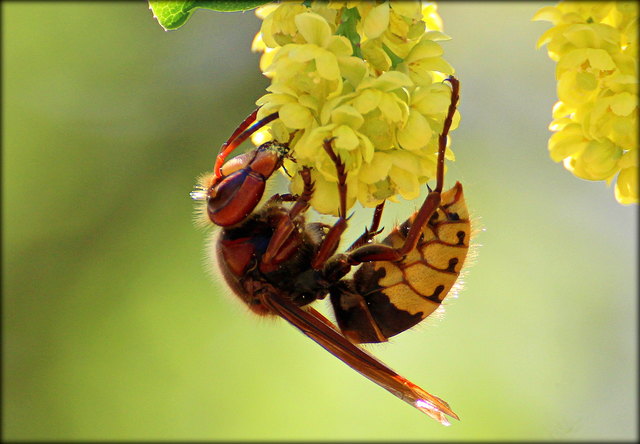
[266, 193, 298, 205]
[214, 110, 279, 179]
[259, 167, 314, 273]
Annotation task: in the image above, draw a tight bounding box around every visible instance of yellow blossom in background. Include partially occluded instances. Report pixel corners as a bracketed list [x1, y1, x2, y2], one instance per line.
[534, 1, 638, 205]
[250, 0, 458, 215]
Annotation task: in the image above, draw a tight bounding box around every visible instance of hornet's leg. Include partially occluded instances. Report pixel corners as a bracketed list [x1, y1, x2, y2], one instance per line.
[342, 76, 460, 266]
[260, 167, 314, 273]
[266, 193, 298, 205]
[347, 201, 386, 251]
[214, 109, 280, 178]
[310, 139, 350, 270]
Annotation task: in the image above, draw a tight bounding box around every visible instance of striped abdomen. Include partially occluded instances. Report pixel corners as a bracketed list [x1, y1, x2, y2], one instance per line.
[331, 182, 470, 343]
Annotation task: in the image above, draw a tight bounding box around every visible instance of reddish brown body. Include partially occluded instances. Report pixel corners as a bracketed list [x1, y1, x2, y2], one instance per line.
[195, 77, 467, 424]
[214, 181, 469, 343]
[207, 142, 287, 227]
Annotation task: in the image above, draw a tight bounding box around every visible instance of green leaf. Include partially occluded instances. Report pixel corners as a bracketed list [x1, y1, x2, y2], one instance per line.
[336, 7, 362, 58]
[149, 0, 271, 31]
[382, 43, 404, 69]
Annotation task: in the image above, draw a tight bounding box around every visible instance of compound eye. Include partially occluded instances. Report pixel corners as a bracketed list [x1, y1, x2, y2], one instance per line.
[207, 169, 265, 227]
[208, 172, 246, 213]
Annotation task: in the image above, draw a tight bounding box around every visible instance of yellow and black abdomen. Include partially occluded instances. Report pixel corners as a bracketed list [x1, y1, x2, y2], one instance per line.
[331, 182, 470, 344]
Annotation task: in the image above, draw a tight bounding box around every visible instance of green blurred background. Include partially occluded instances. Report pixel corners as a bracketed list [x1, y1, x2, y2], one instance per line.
[3, 1, 637, 440]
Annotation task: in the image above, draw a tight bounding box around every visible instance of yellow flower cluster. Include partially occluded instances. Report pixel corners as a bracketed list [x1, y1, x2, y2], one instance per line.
[251, 1, 458, 215]
[534, 1, 638, 205]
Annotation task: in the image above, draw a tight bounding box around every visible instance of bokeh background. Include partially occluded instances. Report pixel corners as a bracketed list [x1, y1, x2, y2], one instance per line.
[3, 1, 637, 441]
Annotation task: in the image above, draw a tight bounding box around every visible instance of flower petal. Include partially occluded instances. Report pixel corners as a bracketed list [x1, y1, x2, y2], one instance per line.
[363, 2, 389, 39]
[610, 92, 637, 116]
[315, 49, 341, 80]
[331, 104, 364, 128]
[397, 110, 432, 151]
[295, 12, 332, 46]
[615, 166, 639, 204]
[548, 123, 589, 162]
[333, 125, 360, 151]
[389, 165, 420, 200]
[406, 40, 444, 63]
[279, 102, 314, 129]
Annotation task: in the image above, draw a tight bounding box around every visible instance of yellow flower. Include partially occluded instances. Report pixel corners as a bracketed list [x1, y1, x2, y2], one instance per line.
[361, 38, 392, 72]
[258, 2, 309, 48]
[362, 2, 390, 39]
[615, 149, 638, 204]
[256, 12, 360, 119]
[564, 139, 623, 181]
[534, 1, 638, 205]
[358, 0, 444, 69]
[397, 31, 454, 86]
[421, 2, 444, 31]
[252, 1, 457, 215]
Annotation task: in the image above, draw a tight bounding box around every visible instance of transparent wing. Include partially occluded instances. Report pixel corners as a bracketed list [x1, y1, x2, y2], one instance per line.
[260, 292, 459, 425]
